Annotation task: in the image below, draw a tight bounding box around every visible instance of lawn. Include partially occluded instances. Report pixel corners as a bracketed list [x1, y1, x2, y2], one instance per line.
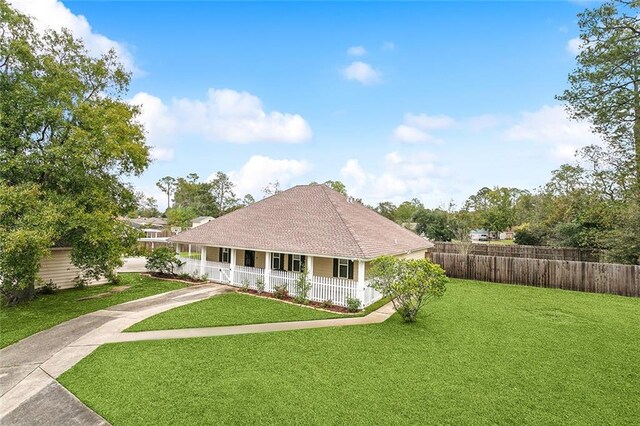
[59, 279, 640, 425]
[126, 292, 346, 332]
[0, 273, 186, 349]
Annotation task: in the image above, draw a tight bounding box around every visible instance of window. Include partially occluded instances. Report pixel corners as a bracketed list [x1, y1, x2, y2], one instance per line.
[272, 253, 282, 270]
[337, 259, 349, 279]
[244, 250, 255, 267]
[221, 248, 230, 263]
[292, 255, 301, 272]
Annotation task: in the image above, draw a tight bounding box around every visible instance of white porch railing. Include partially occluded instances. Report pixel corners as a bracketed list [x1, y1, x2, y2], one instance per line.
[176, 256, 383, 308]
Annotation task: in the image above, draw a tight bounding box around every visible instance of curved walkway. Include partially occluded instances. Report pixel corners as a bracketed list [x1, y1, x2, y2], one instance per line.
[0, 286, 395, 425]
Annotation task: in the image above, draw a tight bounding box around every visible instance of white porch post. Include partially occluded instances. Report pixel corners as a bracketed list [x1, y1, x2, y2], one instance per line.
[175, 243, 180, 255]
[357, 259, 366, 305]
[188, 244, 192, 258]
[200, 246, 206, 276]
[264, 252, 271, 290]
[307, 256, 314, 280]
[230, 248, 237, 285]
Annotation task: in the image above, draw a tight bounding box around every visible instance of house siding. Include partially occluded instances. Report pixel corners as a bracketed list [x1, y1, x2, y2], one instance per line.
[38, 248, 108, 290]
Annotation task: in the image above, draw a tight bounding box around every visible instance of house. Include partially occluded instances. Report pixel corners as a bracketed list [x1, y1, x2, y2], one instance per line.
[470, 229, 489, 242]
[169, 184, 433, 308]
[38, 248, 108, 289]
[191, 216, 215, 228]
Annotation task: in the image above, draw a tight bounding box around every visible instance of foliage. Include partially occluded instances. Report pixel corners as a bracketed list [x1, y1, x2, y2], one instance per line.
[375, 201, 397, 220]
[369, 256, 447, 323]
[324, 180, 347, 195]
[320, 299, 334, 309]
[0, 3, 149, 304]
[156, 177, 176, 210]
[173, 173, 220, 217]
[255, 278, 265, 294]
[294, 266, 311, 304]
[210, 172, 238, 213]
[37, 280, 58, 295]
[414, 208, 456, 241]
[273, 283, 288, 299]
[394, 198, 424, 224]
[262, 180, 281, 197]
[345, 295, 361, 313]
[513, 223, 546, 246]
[133, 192, 160, 218]
[241, 279, 250, 292]
[165, 206, 198, 229]
[145, 248, 184, 275]
[464, 187, 526, 236]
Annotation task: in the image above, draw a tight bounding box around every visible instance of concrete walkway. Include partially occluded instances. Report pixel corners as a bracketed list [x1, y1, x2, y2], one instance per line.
[0, 286, 395, 425]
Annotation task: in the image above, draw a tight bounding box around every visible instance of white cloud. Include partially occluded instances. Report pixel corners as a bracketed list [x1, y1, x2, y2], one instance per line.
[392, 113, 454, 143]
[340, 151, 447, 203]
[342, 61, 381, 85]
[129, 89, 312, 160]
[567, 37, 585, 55]
[9, 0, 137, 73]
[467, 114, 505, 131]
[382, 41, 395, 51]
[221, 156, 312, 198]
[347, 46, 367, 56]
[503, 104, 601, 161]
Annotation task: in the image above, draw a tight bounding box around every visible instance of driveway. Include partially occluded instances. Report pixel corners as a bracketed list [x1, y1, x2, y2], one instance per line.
[0, 284, 229, 425]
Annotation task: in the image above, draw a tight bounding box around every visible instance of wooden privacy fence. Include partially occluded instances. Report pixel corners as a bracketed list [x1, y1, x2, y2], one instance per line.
[432, 252, 640, 297]
[432, 242, 602, 262]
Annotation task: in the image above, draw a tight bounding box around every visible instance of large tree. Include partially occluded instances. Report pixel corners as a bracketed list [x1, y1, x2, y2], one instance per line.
[558, 0, 639, 194]
[0, 2, 149, 303]
[156, 176, 176, 210]
[172, 173, 219, 217]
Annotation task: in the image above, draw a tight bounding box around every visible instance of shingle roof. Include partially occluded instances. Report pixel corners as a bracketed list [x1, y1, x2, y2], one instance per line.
[169, 184, 433, 259]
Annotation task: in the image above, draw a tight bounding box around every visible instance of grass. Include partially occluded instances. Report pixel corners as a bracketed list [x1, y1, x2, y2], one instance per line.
[59, 279, 640, 425]
[126, 292, 346, 332]
[0, 273, 186, 349]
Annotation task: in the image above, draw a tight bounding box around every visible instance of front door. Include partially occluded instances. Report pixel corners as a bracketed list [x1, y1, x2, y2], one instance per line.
[244, 250, 255, 267]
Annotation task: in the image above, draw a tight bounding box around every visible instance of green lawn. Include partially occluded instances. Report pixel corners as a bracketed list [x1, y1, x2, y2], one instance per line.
[126, 292, 346, 332]
[0, 273, 186, 349]
[59, 279, 640, 425]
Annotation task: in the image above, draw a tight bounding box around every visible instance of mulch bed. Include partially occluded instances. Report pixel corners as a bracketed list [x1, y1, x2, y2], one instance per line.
[238, 288, 356, 314]
[145, 272, 208, 285]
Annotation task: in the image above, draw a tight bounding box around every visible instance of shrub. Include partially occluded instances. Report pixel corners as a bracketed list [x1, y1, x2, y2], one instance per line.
[37, 280, 58, 295]
[294, 266, 312, 304]
[106, 272, 121, 286]
[320, 299, 334, 309]
[346, 295, 361, 313]
[145, 247, 184, 275]
[73, 276, 88, 289]
[256, 278, 265, 294]
[241, 279, 250, 292]
[514, 223, 546, 246]
[369, 256, 447, 323]
[273, 283, 288, 299]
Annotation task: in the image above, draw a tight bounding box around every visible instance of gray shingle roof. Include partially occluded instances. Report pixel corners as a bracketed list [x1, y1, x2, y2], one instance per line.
[169, 184, 433, 259]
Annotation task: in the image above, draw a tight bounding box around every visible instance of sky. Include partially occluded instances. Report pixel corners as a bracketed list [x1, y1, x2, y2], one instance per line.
[10, 0, 601, 210]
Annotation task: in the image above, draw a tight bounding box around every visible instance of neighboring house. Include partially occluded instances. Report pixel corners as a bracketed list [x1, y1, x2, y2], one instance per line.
[192, 216, 215, 228]
[120, 217, 170, 250]
[125, 217, 167, 230]
[170, 184, 433, 308]
[470, 229, 489, 242]
[38, 248, 108, 289]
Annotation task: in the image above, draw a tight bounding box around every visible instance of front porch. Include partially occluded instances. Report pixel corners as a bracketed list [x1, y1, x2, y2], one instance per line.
[174, 244, 382, 308]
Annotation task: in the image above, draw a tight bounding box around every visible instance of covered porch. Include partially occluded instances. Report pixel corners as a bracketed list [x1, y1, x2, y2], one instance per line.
[174, 243, 382, 308]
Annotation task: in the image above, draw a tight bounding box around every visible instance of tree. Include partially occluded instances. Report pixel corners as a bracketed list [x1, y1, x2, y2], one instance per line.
[0, 3, 149, 304]
[263, 180, 281, 198]
[242, 194, 256, 206]
[210, 172, 238, 213]
[368, 256, 447, 323]
[165, 206, 197, 229]
[324, 180, 347, 195]
[145, 247, 184, 276]
[464, 187, 525, 237]
[156, 176, 176, 210]
[375, 201, 397, 220]
[414, 209, 456, 241]
[173, 173, 219, 217]
[557, 0, 640, 195]
[394, 198, 424, 224]
[133, 192, 160, 217]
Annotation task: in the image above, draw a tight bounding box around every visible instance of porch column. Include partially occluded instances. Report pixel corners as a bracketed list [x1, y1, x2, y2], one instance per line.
[188, 244, 192, 258]
[306, 256, 314, 280]
[264, 252, 271, 290]
[230, 248, 237, 285]
[200, 246, 206, 276]
[175, 243, 180, 255]
[357, 259, 366, 304]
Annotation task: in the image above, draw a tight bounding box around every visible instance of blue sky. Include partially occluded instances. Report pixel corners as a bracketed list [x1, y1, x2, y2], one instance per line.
[12, 1, 600, 209]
